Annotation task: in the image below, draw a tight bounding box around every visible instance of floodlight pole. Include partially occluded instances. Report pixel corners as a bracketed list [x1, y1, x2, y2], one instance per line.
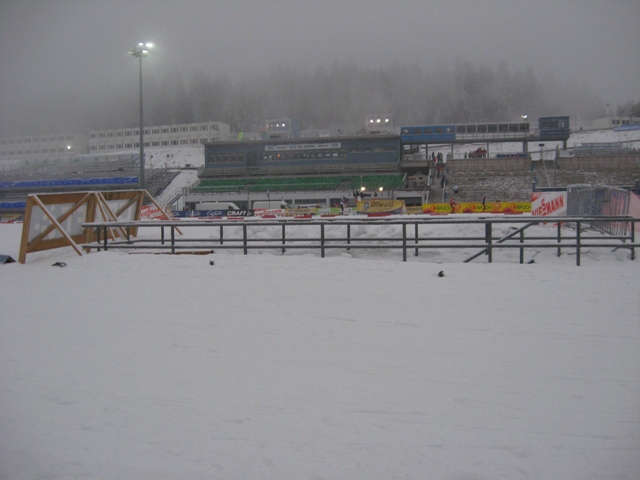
[138, 53, 144, 189]
[130, 42, 153, 190]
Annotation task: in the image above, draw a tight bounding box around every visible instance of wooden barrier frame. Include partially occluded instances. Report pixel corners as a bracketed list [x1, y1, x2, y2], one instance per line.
[18, 190, 172, 263]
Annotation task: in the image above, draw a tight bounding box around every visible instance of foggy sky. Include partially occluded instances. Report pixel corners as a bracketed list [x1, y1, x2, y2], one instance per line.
[1, 0, 638, 136]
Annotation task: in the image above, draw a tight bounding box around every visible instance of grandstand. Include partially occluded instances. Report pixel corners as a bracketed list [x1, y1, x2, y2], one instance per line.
[180, 135, 427, 208]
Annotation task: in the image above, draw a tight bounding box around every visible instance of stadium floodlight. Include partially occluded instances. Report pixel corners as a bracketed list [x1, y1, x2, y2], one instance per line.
[129, 42, 154, 189]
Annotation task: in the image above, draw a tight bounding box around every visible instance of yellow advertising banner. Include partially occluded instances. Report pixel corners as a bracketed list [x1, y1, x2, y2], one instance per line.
[357, 199, 406, 214]
[422, 202, 531, 214]
[405, 206, 424, 215]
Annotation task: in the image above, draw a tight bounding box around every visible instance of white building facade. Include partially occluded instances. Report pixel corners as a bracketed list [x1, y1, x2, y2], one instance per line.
[88, 121, 231, 152]
[592, 115, 640, 129]
[0, 133, 89, 161]
[0, 121, 231, 162]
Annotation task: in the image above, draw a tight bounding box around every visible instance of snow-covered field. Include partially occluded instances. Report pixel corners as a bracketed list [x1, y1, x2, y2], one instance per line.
[1, 215, 639, 479]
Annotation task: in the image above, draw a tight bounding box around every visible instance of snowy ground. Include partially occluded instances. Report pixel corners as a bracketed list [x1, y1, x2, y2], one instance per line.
[1, 218, 639, 479]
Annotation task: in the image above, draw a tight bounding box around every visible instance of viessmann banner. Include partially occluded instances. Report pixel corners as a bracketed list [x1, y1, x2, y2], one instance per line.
[531, 192, 567, 216]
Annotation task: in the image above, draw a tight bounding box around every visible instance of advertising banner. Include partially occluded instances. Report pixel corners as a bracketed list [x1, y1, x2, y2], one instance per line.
[422, 202, 531, 214]
[253, 208, 286, 217]
[172, 209, 254, 218]
[141, 205, 172, 220]
[357, 199, 406, 214]
[531, 192, 567, 216]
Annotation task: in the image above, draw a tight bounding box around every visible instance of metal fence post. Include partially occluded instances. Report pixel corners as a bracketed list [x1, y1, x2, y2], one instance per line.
[630, 220, 635, 261]
[170, 226, 175, 254]
[402, 223, 407, 262]
[414, 222, 419, 256]
[557, 222, 562, 257]
[243, 224, 248, 255]
[576, 221, 581, 266]
[281, 224, 286, 254]
[321, 223, 325, 258]
[485, 221, 492, 263]
[96, 226, 102, 252]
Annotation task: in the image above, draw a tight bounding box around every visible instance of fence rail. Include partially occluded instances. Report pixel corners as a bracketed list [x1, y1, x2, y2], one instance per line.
[82, 215, 638, 266]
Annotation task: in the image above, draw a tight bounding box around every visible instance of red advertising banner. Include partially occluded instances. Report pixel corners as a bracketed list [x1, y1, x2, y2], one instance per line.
[531, 192, 567, 216]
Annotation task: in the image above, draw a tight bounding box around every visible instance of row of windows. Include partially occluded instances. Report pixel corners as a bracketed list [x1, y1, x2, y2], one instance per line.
[401, 123, 530, 135]
[89, 138, 207, 150]
[89, 124, 220, 138]
[1, 135, 76, 145]
[457, 123, 529, 134]
[1, 147, 70, 156]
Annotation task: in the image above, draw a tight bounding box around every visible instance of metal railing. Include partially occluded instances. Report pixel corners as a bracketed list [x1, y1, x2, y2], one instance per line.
[82, 215, 638, 266]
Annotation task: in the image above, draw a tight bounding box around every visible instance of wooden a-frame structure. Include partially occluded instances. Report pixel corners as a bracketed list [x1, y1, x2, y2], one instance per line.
[18, 190, 174, 263]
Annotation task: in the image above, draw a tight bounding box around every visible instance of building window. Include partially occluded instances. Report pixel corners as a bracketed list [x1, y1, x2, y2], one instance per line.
[171, 127, 178, 133]
[152, 129, 160, 134]
[200, 125, 208, 131]
[161, 128, 169, 133]
[162, 141, 169, 146]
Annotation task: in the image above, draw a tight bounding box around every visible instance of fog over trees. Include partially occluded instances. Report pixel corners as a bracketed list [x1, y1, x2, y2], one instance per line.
[16, 59, 608, 136]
